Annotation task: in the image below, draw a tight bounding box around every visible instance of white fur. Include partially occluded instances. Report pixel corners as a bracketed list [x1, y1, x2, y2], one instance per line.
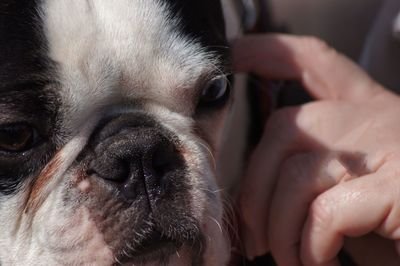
[41, 0, 220, 132]
[0, 0, 231, 265]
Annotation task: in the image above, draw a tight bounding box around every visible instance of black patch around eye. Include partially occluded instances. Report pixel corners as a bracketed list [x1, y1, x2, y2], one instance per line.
[0, 140, 55, 195]
[0, 119, 56, 195]
[0, 86, 59, 195]
[0, 124, 34, 152]
[0, 86, 59, 196]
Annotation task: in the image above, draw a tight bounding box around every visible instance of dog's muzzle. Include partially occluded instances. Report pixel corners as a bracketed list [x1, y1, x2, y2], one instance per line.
[74, 113, 203, 263]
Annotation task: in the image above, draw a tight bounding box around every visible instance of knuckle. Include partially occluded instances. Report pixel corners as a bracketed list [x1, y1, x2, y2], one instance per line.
[300, 36, 331, 54]
[298, 36, 339, 65]
[308, 195, 334, 231]
[280, 153, 313, 186]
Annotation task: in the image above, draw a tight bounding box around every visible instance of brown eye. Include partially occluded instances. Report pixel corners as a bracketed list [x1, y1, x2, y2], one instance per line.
[0, 124, 34, 152]
[199, 76, 230, 108]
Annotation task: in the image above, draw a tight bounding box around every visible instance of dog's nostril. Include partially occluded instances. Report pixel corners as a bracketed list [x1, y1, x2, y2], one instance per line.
[87, 158, 130, 183]
[151, 142, 180, 178]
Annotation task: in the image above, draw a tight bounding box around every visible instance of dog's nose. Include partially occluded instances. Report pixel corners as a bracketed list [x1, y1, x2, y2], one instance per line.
[87, 116, 183, 202]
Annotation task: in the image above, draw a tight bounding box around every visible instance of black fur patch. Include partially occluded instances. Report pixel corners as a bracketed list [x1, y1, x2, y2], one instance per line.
[0, 0, 48, 86]
[0, 0, 58, 195]
[163, 0, 230, 67]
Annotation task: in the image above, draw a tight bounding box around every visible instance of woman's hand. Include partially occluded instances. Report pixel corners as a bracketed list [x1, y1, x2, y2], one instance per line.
[234, 34, 400, 265]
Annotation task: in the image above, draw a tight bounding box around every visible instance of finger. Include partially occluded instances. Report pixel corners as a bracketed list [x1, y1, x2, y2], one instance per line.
[300, 167, 399, 265]
[268, 152, 355, 266]
[239, 106, 325, 258]
[239, 102, 344, 258]
[239, 107, 300, 258]
[232, 34, 383, 102]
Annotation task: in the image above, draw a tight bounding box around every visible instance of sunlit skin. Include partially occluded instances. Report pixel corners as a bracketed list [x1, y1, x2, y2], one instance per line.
[234, 34, 400, 266]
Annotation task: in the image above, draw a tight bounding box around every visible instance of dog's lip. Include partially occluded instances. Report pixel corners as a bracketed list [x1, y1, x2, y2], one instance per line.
[131, 232, 181, 256]
[117, 230, 183, 264]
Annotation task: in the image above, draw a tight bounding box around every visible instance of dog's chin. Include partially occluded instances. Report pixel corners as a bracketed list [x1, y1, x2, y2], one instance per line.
[119, 238, 181, 264]
[119, 248, 196, 266]
[118, 243, 192, 266]
[112, 223, 205, 265]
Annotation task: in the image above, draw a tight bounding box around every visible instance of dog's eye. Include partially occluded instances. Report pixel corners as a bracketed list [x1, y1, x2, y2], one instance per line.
[199, 76, 230, 108]
[0, 124, 35, 152]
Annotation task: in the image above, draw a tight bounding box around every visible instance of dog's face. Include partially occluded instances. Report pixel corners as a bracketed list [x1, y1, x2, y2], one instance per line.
[0, 0, 233, 265]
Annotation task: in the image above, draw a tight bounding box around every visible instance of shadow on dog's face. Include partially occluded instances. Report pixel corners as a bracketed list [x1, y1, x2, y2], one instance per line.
[0, 0, 233, 265]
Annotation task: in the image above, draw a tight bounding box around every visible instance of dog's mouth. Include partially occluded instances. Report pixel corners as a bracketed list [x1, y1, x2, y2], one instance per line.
[117, 229, 183, 264]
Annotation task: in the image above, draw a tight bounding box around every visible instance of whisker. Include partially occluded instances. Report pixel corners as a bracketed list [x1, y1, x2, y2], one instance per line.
[221, 192, 247, 257]
[126, 241, 136, 252]
[195, 140, 217, 171]
[197, 235, 204, 258]
[199, 187, 227, 195]
[114, 256, 122, 265]
[212, 187, 227, 194]
[207, 215, 223, 234]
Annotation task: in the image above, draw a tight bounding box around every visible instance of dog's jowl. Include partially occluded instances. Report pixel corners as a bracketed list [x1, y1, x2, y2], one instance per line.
[0, 0, 235, 265]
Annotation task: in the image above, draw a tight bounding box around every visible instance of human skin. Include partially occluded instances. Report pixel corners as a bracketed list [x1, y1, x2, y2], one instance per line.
[233, 34, 400, 266]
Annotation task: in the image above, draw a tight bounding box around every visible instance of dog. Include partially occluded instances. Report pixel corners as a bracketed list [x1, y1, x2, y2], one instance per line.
[0, 0, 253, 265]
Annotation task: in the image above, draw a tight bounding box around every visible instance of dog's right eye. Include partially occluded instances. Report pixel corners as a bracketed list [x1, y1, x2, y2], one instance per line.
[198, 76, 231, 109]
[0, 124, 35, 153]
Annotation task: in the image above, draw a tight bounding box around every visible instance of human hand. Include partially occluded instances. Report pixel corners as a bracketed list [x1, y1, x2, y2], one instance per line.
[234, 34, 400, 265]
